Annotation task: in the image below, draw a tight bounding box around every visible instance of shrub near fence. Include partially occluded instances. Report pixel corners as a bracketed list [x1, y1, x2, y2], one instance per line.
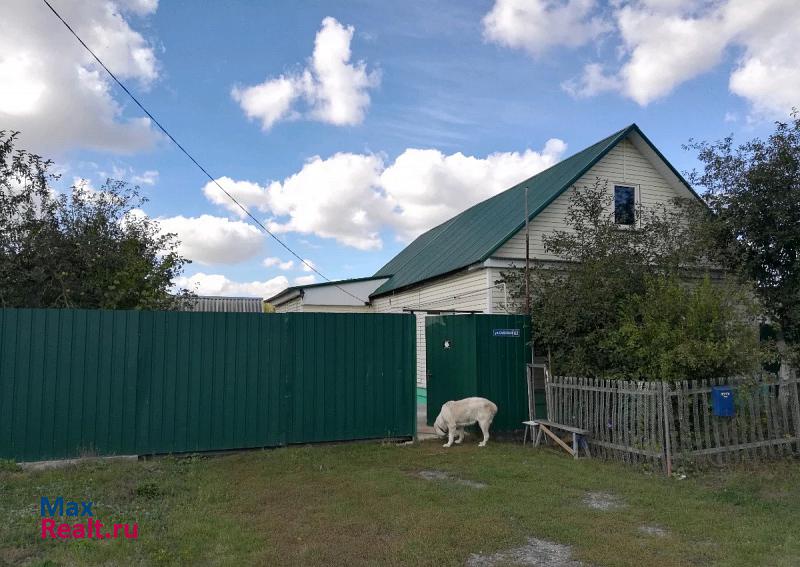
[541, 373, 800, 472]
[0, 309, 416, 462]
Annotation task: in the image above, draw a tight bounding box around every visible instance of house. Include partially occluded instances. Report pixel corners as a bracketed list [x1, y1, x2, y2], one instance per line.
[267, 124, 701, 385]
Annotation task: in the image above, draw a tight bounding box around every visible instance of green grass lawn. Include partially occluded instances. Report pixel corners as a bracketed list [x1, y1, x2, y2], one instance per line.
[1, 439, 799, 566]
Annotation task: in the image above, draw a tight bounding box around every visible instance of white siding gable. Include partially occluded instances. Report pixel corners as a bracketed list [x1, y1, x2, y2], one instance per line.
[494, 135, 695, 261]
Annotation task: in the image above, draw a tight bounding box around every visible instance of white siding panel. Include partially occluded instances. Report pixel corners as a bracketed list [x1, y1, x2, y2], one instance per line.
[275, 297, 303, 313]
[302, 305, 374, 313]
[371, 268, 489, 314]
[495, 138, 691, 260]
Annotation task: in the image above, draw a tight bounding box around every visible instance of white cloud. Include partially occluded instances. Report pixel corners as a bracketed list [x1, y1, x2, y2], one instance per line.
[383, 140, 569, 241]
[482, 0, 611, 56]
[263, 257, 294, 270]
[156, 214, 264, 265]
[0, 0, 161, 154]
[231, 77, 299, 130]
[202, 138, 567, 249]
[231, 17, 379, 130]
[561, 63, 621, 98]
[175, 272, 288, 299]
[301, 259, 316, 273]
[484, 0, 800, 117]
[131, 170, 159, 185]
[293, 275, 316, 285]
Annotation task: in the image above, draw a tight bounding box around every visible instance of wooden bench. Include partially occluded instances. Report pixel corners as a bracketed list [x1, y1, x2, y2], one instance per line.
[523, 420, 591, 459]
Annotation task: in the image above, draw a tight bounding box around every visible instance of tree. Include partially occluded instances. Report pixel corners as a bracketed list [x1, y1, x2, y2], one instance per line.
[0, 131, 192, 310]
[501, 179, 760, 380]
[686, 112, 800, 365]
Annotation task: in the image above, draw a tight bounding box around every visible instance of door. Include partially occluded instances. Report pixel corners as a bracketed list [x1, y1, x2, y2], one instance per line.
[425, 315, 477, 425]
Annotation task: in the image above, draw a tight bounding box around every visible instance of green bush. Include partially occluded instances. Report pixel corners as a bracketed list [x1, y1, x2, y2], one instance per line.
[602, 276, 760, 381]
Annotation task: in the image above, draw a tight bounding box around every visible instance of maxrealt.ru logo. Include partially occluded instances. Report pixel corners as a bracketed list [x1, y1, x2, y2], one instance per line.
[40, 497, 138, 540]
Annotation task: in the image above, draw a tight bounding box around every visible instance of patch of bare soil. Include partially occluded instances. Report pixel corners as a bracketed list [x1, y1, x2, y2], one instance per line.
[417, 469, 487, 489]
[582, 491, 624, 510]
[465, 537, 586, 566]
[638, 525, 669, 537]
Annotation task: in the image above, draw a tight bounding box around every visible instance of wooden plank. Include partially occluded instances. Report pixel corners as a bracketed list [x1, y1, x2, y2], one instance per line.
[598, 379, 606, 459]
[767, 383, 780, 457]
[675, 380, 686, 459]
[663, 382, 675, 472]
[685, 436, 798, 457]
[745, 381, 761, 460]
[637, 384, 644, 464]
[768, 386, 788, 456]
[779, 381, 791, 456]
[586, 438, 665, 458]
[651, 385, 658, 468]
[710, 378, 725, 464]
[689, 381, 700, 456]
[753, 381, 767, 458]
[699, 380, 711, 458]
[614, 380, 622, 461]
[726, 380, 741, 463]
[530, 420, 589, 434]
[639, 384, 647, 466]
[539, 423, 575, 456]
[791, 379, 800, 455]
[621, 380, 629, 463]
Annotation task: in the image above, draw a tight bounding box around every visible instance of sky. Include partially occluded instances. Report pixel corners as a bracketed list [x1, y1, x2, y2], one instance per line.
[2, 0, 798, 299]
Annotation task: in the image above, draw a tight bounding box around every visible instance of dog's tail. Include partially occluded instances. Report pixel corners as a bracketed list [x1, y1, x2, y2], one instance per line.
[487, 400, 498, 416]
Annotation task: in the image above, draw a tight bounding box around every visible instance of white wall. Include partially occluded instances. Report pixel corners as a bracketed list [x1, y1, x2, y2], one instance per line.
[302, 305, 374, 313]
[495, 136, 694, 261]
[275, 297, 303, 313]
[303, 278, 387, 306]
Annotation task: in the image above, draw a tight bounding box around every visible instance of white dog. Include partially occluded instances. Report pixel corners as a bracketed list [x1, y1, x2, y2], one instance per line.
[433, 397, 498, 448]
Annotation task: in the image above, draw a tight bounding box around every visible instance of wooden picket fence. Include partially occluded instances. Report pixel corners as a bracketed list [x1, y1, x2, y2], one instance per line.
[540, 373, 800, 472]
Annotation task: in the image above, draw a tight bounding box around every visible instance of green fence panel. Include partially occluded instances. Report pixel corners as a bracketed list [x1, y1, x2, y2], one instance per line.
[0, 309, 415, 461]
[426, 314, 532, 431]
[284, 313, 415, 443]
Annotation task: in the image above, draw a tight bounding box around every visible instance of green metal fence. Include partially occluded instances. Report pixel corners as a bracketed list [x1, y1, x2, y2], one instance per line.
[0, 309, 416, 462]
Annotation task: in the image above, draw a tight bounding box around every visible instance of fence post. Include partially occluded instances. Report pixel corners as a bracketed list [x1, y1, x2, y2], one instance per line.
[790, 370, 800, 456]
[661, 381, 672, 476]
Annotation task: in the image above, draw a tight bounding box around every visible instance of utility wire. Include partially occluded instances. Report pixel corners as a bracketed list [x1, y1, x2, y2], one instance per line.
[41, 0, 369, 304]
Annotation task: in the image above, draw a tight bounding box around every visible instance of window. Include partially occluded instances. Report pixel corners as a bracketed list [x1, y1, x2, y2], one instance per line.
[614, 185, 635, 225]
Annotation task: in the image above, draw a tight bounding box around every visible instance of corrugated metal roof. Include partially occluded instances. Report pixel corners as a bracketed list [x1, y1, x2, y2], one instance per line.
[371, 124, 678, 297]
[182, 296, 264, 313]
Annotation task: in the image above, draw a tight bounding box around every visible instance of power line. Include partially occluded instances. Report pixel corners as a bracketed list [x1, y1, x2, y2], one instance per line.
[41, 0, 369, 304]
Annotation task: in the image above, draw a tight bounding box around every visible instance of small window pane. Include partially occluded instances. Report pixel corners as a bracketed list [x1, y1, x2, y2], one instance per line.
[614, 186, 635, 225]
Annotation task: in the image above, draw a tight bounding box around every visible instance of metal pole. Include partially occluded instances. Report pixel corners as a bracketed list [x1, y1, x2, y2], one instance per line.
[524, 186, 530, 316]
[525, 187, 537, 416]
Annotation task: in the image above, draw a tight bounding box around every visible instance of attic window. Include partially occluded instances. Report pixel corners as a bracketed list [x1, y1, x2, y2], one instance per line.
[614, 185, 636, 225]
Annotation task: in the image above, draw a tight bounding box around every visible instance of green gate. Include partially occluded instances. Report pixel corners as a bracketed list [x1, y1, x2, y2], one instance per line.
[426, 314, 544, 431]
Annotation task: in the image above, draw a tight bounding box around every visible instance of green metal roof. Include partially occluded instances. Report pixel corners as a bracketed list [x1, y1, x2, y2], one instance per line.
[372, 124, 686, 297]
